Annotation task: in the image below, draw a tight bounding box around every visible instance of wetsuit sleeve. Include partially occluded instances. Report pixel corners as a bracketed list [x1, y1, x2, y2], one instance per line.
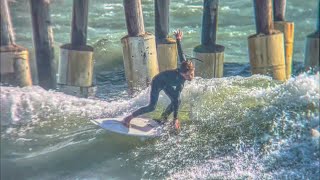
[173, 83, 183, 119]
[176, 39, 187, 62]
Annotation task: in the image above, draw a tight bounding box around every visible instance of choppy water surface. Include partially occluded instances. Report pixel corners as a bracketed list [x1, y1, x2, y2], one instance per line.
[1, 0, 319, 179]
[9, 0, 318, 70]
[1, 73, 319, 179]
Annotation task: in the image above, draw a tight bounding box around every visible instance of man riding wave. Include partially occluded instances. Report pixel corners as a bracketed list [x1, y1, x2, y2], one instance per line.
[122, 29, 195, 130]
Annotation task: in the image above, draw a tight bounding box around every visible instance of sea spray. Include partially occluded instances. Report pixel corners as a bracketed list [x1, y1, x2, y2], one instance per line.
[129, 73, 319, 179]
[1, 73, 319, 179]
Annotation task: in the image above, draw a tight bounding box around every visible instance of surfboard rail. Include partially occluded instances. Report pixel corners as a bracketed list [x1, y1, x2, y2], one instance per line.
[90, 117, 163, 137]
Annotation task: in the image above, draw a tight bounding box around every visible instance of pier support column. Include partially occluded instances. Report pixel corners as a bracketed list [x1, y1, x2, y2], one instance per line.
[155, 0, 177, 72]
[0, 0, 32, 86]
[30, 0, 55, 89]
[305, 33, 319, 72]
[122, 0, 159, 92]
[57, 0, 95, 97]
[121, 34, 159, 91]
[248, 33, 286, 80]
[273, 0, 294, 79]
[194, 45, 224, 78]
[193, 0, 224, 78]
[304, 1, 319, 72]
[0, 46, 32, 87]
[248, 0, 286, 81]
[157, 41, 177, 72]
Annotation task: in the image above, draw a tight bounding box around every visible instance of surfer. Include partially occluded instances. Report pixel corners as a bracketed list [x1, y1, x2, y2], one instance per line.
[122, 29, 195, 130]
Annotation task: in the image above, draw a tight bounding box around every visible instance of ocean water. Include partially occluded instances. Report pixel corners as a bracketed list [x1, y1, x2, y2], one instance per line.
[1, 0, 319, 179]
[9, 0, 318, 70]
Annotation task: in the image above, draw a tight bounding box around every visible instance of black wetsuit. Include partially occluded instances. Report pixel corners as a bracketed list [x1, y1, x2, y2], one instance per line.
[131, 39, 187, 120]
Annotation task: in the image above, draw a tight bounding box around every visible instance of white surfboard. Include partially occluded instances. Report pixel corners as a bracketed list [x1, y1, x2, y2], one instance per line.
[90, 117, 163, 137]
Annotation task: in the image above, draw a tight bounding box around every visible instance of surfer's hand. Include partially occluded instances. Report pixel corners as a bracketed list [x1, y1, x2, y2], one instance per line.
[174, 29, 183, 41]
[173, 118, 180, 130]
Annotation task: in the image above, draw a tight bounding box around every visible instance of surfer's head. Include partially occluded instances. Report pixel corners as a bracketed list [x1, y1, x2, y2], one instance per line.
[180, 60, 195, 81]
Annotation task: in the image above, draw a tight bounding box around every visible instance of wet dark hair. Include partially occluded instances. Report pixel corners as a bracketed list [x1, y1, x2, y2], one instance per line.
[180, 60, 194, 73]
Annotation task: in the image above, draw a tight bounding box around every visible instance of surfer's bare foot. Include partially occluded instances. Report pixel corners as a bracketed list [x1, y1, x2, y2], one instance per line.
[173, 118, 180, 131]
[122, 115, 133, 128]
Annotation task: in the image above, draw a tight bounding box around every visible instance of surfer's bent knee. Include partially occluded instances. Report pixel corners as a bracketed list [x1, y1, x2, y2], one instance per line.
[172, 99, 181, 106]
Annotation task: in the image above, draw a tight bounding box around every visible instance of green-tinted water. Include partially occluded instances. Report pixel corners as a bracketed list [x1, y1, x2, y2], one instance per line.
[1, 0, 319, 179]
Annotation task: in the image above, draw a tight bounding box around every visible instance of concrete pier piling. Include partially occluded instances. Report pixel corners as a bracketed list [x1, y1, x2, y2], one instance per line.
[248, 0, 286, 81]
[193, 0, 224, 78]
[304, 1, 319, 72]
[57, 0, 95, 97]
[30, 0, 56, 89]
[155, 0, 177, 72]
[121, 0, 159, 92]
[0, 0, 14, 47]
[273, 0, 294, 79]
[0, 0, 32, 87]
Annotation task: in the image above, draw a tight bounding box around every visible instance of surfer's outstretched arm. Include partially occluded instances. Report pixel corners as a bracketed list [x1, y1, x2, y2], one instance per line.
[174, 29, 187, 62]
